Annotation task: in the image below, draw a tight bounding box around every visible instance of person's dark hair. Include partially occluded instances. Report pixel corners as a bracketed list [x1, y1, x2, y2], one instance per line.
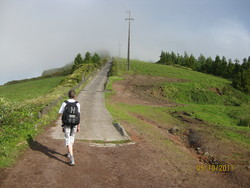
[68, 90, 76, 99]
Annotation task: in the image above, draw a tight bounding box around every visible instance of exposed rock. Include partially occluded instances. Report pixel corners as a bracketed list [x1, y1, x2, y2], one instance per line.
[169, 127, 179, 134]
[196, 147, 203, 154]
[204, 152, 209, 156]
[188, 129, 202, 148]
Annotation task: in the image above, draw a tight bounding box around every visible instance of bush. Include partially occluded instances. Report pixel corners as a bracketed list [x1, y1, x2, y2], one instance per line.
[109, 59, 118, 76]
[238, 117, 250, 127]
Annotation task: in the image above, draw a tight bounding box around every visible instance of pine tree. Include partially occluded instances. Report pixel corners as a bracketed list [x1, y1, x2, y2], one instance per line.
[212, 55, 221, 76]
[188, 54, 197, 70]
[171, 51, 177, 64]
[232, 62, 242, 90]
[72, 53, 83, 70]
[74, 53, 83, 65]
[197, 54, 206, 72]
[183, 52, 189, 66]
[83, 51, 92, 64]
[221, 56, 228, 77]
[226, 59, 235, 78]
[204, 57, 213, 73]
[157, 51, 167, 64]
[92, 53, 101, 64]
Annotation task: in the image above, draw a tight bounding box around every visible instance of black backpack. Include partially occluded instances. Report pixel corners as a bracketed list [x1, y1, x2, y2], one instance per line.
[62, 101, 80, 125]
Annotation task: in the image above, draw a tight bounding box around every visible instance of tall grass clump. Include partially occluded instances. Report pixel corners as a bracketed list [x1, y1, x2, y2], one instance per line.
[109, 59, 118, 76]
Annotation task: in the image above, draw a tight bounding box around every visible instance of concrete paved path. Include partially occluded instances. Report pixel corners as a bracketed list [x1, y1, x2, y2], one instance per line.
[50, 61, 127, 141]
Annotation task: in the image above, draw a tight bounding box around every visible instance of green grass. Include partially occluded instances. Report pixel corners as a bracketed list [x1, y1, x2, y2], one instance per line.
[105, 76, 123, 91]
[106, 58, 250, 148]
[0, 76, 65, 103]
[222, 131, 250, 145]
[121, 58, 230, 86]
[106, 101, 178, 128]
[0, 62, 104, 168]
[115, 58, 250, 124]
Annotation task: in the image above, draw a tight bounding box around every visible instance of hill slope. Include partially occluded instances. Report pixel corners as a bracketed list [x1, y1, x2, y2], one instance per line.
[0, 62, 102, 167]
[106, 58, 250, 186]
[1, 59, 245, 188]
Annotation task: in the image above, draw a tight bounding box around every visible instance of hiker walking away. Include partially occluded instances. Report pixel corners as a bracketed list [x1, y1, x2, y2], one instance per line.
[59, 90, 80, 166]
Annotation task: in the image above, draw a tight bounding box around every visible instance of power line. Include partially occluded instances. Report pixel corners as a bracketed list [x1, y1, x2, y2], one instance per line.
[125, 11, 134, 71]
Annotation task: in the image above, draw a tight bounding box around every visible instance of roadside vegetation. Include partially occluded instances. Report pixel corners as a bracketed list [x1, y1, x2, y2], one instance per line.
[106, 58, 250, 185]
[0, 52, 106, 167]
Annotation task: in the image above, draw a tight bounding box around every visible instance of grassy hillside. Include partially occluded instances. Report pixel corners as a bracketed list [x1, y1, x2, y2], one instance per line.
[106, 58, 250, 181]
[0, 77, 64, 103]
[0, 62, 103, 167]
[109, 58, 250, 128]
[41, 63, 73, 77]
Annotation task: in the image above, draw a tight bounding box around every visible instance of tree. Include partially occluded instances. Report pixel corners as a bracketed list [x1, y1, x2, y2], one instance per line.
[241, 68, 250, 93]
[74, 53, 83, 65]
[197, 54, 206, 72]
[92, 53, 101, 64]
[72, 53, 83, 70]
[183, 51, 189, 66]
[225, 59, 234, 78]
[232, 62, 242, 90]
[83, 51, 92, 64]
[157, 51, 167, 64]
[188, 54, 197, 70]
[203, 57, 213, 73]
[176, 53, 183, 66]
[242, 58, 250, 70]
[165, 52, 172, 65]
[221, 56, 228, 77]
[155, 50, 250, 93]
[211, 55, 221, 75]
[171, 51, 177, 64]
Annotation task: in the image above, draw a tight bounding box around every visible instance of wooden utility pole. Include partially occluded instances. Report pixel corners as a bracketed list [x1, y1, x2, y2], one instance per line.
[125, 11, 134, 70]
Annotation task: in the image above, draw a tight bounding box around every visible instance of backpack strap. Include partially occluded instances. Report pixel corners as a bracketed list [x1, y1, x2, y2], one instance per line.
[64, 100, 78, 104]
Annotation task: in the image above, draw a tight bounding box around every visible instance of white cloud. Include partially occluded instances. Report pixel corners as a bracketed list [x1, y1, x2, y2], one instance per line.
[0, 0, 250, 84]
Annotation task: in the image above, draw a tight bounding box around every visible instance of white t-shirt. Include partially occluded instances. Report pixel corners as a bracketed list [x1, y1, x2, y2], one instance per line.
[58, 99, 80, 114]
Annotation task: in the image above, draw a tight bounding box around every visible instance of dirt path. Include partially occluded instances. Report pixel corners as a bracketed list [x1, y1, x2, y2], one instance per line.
[1, 127, 239, 188]
[0, 64, 243, 188]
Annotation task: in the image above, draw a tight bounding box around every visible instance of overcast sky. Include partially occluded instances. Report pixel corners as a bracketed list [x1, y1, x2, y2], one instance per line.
[0, 0, 249, 85]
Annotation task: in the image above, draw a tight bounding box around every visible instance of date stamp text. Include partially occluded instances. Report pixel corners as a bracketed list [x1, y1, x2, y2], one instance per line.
[196, 164, 234, 172]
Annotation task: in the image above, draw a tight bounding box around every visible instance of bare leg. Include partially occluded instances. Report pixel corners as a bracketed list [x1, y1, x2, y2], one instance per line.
[68, 144, 73, 157]
[68, 144, 75, 165]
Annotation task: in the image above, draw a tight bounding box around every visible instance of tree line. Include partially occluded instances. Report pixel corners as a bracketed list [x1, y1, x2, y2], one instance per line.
[72, 51, 101, 70]
[156, 51, 250, 94]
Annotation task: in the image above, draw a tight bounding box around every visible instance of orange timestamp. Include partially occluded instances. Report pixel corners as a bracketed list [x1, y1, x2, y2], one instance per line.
[196, 164, 234, 172]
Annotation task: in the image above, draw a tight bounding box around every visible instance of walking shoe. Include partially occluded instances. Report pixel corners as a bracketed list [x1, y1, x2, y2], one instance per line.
[65, 153, 71, 158]
[69, 156, 75, 166]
